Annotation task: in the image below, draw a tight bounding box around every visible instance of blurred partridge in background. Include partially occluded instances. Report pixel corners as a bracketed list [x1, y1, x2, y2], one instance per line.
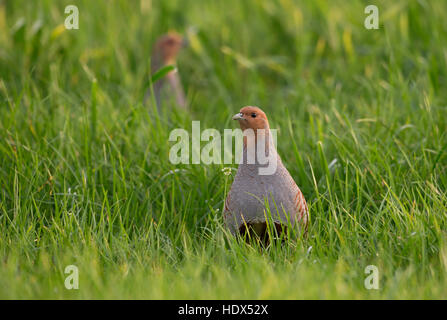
[146, 32, 187, 109]
[224, 106, 308, 243]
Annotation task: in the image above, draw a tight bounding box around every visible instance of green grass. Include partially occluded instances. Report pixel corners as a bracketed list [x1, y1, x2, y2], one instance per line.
[1, 0, 447, 299]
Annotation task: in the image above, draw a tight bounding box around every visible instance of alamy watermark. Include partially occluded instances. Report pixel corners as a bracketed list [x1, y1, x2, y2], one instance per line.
[169, 122, 278, 175]
[64, 5, 79, 30]
[364, 5, 379, 30]
[364, 265, 379, 290]
[64, 265, 79, 290]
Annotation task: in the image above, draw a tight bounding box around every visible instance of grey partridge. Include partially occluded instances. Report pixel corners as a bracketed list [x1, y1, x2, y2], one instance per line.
[146, 32, 187, 109]
[224, 106, 308, 242]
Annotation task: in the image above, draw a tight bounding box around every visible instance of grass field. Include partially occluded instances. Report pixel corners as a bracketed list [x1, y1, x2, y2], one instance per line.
[0, 0, 446, 299]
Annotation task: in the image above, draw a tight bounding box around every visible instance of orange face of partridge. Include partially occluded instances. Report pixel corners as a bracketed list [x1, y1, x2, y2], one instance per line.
[232, 106, 270, 131]
[155, 32, 185, 65]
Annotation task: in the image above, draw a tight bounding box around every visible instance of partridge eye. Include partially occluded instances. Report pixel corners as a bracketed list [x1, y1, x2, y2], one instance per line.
[251, 113, 257, 118]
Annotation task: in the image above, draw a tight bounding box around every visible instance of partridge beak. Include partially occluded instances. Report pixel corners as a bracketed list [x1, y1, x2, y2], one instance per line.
[232, 112, 244, 120]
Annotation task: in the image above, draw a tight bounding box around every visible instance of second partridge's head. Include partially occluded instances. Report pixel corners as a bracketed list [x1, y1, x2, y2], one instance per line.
[153, 32, 185, 65]
[232, 106, 270, 131]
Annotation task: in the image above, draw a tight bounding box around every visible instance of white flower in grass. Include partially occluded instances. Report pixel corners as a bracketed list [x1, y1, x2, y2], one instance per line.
[221, 167, 232, 176]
